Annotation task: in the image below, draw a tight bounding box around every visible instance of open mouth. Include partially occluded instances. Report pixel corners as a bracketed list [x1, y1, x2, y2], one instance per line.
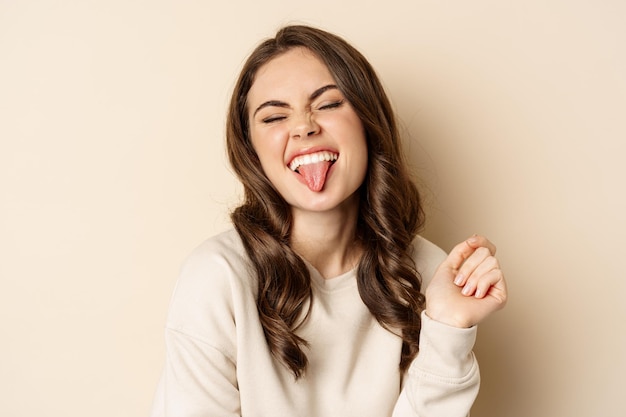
[288, 151, 338, 172]
[288, 151, 338, 192]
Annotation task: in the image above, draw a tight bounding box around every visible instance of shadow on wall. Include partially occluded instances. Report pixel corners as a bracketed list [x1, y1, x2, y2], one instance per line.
[396, 88, 524, 417]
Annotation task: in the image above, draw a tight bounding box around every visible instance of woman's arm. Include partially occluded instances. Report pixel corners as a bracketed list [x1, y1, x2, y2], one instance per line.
[150, 239, 243, 417]
[396, 235, 507, 416]
[150, 329, 241, 417]
[395, 312, 479, 417]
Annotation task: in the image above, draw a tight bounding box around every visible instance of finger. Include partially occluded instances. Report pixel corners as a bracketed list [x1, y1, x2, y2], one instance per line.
[454, 247, 493, 287]
[460, 253, 499, 288]
[488, 275, 508, 306]
[472, 268, 505, 299]
[444, 236, 488, 272]
[466, 235, 497, 255]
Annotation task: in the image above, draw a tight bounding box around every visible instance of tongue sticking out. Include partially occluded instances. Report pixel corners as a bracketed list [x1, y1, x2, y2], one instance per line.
[298, 161, 332, 192]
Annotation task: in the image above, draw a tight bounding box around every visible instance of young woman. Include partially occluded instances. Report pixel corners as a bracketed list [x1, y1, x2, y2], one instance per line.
[151, 25, 507, 417]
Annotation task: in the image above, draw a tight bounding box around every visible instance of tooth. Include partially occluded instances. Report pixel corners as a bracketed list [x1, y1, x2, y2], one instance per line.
[290, 152, 339, 171]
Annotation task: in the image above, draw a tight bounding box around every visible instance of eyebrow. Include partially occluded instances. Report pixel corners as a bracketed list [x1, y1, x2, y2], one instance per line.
[252, 84, 339, 117]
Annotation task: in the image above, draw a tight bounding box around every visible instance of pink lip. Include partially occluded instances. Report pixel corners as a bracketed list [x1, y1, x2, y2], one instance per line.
[286, 146, 339, 166]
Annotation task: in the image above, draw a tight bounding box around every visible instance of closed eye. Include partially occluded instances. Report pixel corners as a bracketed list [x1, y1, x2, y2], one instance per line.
[318, 100, 344, 111]
[262, 115, 287, 124]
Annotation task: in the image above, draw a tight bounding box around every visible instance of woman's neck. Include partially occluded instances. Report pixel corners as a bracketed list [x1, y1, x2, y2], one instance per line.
[290, 197, 361, 279]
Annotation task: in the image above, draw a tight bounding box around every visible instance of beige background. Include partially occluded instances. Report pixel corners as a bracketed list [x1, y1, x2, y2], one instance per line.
[1, 1, 624, 416]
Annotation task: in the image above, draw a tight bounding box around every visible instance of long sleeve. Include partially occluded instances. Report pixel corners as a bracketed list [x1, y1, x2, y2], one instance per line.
[149, 235, 243, 417]
[397, 312, 479, 417]
[150, 329, 241, 417]
[151, 230, 479, 417]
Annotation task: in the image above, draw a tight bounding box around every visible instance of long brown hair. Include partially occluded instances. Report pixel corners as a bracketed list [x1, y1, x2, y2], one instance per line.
[226, 25, 425, 378]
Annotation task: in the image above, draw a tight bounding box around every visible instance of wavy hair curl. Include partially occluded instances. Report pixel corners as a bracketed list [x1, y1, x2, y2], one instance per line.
[226, 25, 425, 378]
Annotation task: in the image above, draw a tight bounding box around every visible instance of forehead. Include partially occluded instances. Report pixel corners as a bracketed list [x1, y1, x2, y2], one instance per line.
[248, 48, 336, 103]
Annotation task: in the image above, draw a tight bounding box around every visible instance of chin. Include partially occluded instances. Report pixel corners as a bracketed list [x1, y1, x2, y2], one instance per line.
[293, 190, 360, 214]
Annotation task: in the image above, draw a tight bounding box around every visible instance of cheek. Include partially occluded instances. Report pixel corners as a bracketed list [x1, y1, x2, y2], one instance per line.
[250, 129, 287, 171]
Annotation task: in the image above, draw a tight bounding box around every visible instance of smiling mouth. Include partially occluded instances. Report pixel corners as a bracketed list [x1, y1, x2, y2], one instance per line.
[288, 151, 338, 192]
[288, 151, 338, 172]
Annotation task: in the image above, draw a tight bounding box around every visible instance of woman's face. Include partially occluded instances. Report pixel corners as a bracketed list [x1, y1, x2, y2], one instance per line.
[247, 47, 368, 215]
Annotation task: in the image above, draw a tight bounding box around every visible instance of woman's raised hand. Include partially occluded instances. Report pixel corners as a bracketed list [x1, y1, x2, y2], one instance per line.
[425, 235, 508, 328]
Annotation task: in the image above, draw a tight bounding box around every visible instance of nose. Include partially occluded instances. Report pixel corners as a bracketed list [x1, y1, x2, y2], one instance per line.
[290, 112, 320, 139]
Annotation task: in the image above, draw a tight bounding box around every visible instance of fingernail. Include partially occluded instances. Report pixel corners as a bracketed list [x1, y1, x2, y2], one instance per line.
[454, 274, 464, 285]
[475, 289, 483, 298]
[462, 285, 471, 295]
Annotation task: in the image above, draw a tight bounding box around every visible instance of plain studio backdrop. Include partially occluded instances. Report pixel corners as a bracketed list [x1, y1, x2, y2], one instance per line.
[1, 1, 624, 416]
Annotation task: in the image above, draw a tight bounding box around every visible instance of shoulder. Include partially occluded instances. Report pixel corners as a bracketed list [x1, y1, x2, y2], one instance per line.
[410, 235, 448, 288]
[175, 228, 250, 296]
[165, 228, 253, 341]
[185, 228, 248, 269]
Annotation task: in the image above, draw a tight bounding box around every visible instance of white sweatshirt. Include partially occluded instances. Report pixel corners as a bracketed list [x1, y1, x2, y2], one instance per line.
[150, 229, 479, 417]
